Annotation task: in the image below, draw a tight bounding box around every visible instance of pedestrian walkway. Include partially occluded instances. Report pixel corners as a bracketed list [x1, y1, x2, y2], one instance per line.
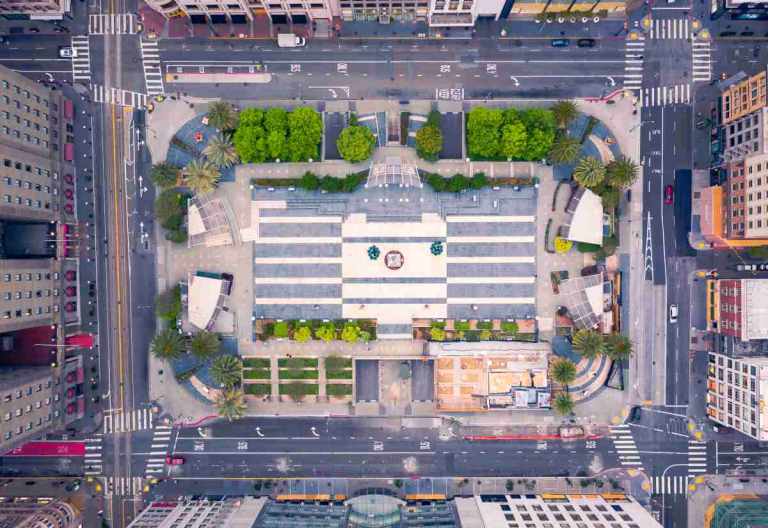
[103, 408, 155, 434]
[144, 425, 173, 476]
[91, 83, 148, 109]
[688, 440, 708, 475]
[140, 39, 165, 97]
[623, 38, 644, 91]
[638, 84, 691, 107]
[648, 18, 690, 40]
[691, 38, 712, 83]
[70, 36, 91, 83]
[650, 475, 690, 496]
[83, 436, 103, 476]
[106, 476, 143, 497]
[609, 424, 644, 470]
[88, 14, 139, 35]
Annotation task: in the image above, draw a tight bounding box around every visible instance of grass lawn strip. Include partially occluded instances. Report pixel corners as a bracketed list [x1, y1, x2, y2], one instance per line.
[243, 368, 271, 380]
[325, 369, 353, 380]
[244, 383, 271, 396]
[327, 384, 353, 397]
[243, 358, 271, 368]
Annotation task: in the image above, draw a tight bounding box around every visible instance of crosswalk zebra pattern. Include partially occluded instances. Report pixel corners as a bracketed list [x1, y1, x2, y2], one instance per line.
[140, 39, 165, 97]
[88, 14, 139, 35]
[84, 436, 103, 476]
[106, 476, 144, 497]
[649, 18, 690, 40]
[144, 424, 172, 476]
[91, 84, 148, 109]
[651, 475, 690, 496]
[688, 440, 708, 475]
[623, 38, 645, 91]
[638, 84, 691, 107]
[70, 36, 91, 83]
[610, 424, 644, 470]
[692, 38, 712, 83]
[103, 407, 155, 434]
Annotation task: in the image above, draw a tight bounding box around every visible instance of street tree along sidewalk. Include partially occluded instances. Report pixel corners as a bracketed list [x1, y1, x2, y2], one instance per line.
[215, 388, 247, 421]
[151, 329, 186, 361]
[210, 355, 243, 388]
[337, 125, 376, 163]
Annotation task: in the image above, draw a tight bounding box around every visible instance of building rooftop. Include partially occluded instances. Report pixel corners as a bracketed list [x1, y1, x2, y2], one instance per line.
[187, 272, 230, 331]
[742, 279, 768, 340]
[565, 188, 603, 246]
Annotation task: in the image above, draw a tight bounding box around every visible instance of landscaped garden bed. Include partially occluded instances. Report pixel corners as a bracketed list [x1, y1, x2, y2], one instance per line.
[325, 356, 353, 380]
[251, 170, 367, 193]
[426, 319, 535, 342]
[279, 382, 320, 400]
[244, 383, 271, 396]
[327, 384, 354, 397]
[257, 319, 377, 342]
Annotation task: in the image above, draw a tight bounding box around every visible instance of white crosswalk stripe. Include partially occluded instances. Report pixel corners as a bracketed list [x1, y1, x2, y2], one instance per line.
[623, 38, 645, 91]
[70, 35, 91, 83]
[688, 440, 708, 474]
[638, 84, 691, 107]
[91, 84, 149, 109]
[140, 39, 165, 97]
[106, 476, 144, 497]
[610, 425, 644, 470]
[651, 475, 690, 495]
[83, 436, 104, 475]
[649, 18, 690, 40]
[89, 14, 138, 35]
[692, 39, 712, 83]
[145, 425, 173, 476]
[103, 408, 155, 434]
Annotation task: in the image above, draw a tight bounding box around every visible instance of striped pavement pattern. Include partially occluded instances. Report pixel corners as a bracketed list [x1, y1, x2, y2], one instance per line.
[106, 476, 144, 497]
[88, 14, 139, 35]
[689, 440, 708, 474]
[638, 84, 691, 107]
[84, 436, 103, 476]
[145, 424, 173, 476]
[91, 84, 148, 109]
[103, 408, 154, 434]
[651, 475, 690, 495]
[610, 424, 644, 470]
[623, 38, 645, 91]
[692, 39, 712, 83]
[70, 36, 91, 83]
[649, 18, 690, 40]
[140, 39, 165, 96]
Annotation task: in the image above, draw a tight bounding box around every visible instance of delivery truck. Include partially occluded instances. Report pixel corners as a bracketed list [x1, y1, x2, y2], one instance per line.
[277, 33, 306, 47]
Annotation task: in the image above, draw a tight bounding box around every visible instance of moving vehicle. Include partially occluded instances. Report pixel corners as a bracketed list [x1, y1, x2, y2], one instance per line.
[669, 304, 678, 324]
[664, 184, 674, 205]
[58, 46, 78, 58]
[628, 406, 641, 422]
[277, 33, 305, 48]
[577, 38, 596, 48]
[551, 39, 570, 47]
[166, 456, 185, 465]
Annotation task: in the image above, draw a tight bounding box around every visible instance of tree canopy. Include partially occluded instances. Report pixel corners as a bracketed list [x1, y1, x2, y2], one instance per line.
[210, 355, 242, 388]
[151, 162, 180, 189]
[150, 329, 185, 361]
[337, 125, 376, 162]
[155, 284, 181, 322]
[206, 101, 238, 131]
[572, 329, 604, 359]
[573, 156, 606, 188]
[550, 100, 579, 129]
[467, 106, 557, 161]
[415, 124, 443, 161]
[215, 388, 247, 421]
[233, 106, 322, 164]
[553, 392, 574, 415]
[551, 358, 577, 386]
[548, 135, 581, 164]
[189, 331, 220, 361]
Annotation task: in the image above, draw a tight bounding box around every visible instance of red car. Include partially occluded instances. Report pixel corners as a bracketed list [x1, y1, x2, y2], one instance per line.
[165, 456, 184, 466]
[664, 185, 674, 205]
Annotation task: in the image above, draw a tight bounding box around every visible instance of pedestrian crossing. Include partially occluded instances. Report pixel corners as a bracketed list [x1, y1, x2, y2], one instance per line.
[610, 424, 644, 470]
[648, 18, 690, 40]
[145, 424, 173, 476]
[140, 39, 165, 97]
[103, 407, 155, 434]
[638, 84, 691, 107]
[688, 440, 708, 474]
[84, 436, 104, 476]
[650, 475, 690, 496]
[88, 14, 140, 35]
[70, 36, 91, 83]
[692, 38, 712, 83]
[91, 84, 148, 109]
[106, 476, 144, 497]
[623, 38, 645, 91]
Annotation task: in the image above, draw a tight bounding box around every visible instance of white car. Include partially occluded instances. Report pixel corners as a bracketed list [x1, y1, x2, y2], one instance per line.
[669, 304, 679, 324]
[58, 47, 77, 58]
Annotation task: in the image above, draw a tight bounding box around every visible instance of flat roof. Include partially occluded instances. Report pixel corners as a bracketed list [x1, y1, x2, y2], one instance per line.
[742, 279, 768, 340]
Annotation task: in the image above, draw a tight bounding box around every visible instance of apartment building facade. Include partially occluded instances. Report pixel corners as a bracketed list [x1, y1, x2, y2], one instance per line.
[706, 278, 768, 341]
[0, 0, 70, 20]
[142, 0, 339, 24]
[707, 352, 768, 440]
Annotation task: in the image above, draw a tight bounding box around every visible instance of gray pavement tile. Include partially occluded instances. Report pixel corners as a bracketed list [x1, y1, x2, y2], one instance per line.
[448, 304, 534, 319]
[253, 305, 342, 320]
[253, 263, 341, 278]
[447, 263, 536, 277]
[447, 242, 535, 257]
[447, 283, 535, 298]
[343, 277, 446, 284]
[254, 284, 341, 298]
[259, 222, 341, 238]
[253, 243, 341, 258]
[447, 221, 535, 237]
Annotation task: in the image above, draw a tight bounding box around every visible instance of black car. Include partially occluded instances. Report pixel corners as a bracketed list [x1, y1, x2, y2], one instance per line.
[741, 31, 755, 36]
[719, 31, 736, 36]
[577, 38, 596, 48]
[628, 406, 641, 423]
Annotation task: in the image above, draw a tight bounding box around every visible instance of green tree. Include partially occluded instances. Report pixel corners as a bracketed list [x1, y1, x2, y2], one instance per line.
[183, 159, 221, 195]
[520, 108, 557, 136]
[429, 327, 445, 341]
[747, 245, 768, 259]
[264, 107, 288, 133]
[206, 101, 238, 131]
[470, 172, 488, 190]
[500, 121, 528, 160]
[293, 326, 312, 342]
[151, 162, 180, 189]
[341, 323, 361, 343]
[415, 125, 443, 161]
[551, 100, 579, 129]
[155, 189, 185, 227]
[237, 107, 264, 128]
[215, 388, 247, 421]
[467, 107, 503, 159]
[548, 135, 581, 164]
[573, 156, 606, 188]
[273, 321, 289, 338]
[266, 130, 286, 160]
[233, 125, 267, 164]
[337, 126, 376, 162]
[203, 134, 238, 169]
[524, 126, 556, 161]
[572, 329, 604, 359]
[150, 329, 185, 361]
[299, 171, 320, 191]
[287, 107, 322, 161]
[155, 284, 181, 321]
[189, 331, 220, 361]
[604, 334, 633, 362]
[315, 323, 336, 342]
[551, 358, 577, 386]
[553, 392, 574, 416]
[210, 355, 242, 388]
[606, 156, 639, 189]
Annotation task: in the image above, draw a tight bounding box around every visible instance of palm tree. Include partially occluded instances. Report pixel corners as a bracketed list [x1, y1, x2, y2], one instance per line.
[210, 355, 242, 388]
[215, 388, 247, 421]
[553, 392, 574, 416]
[151, 162, 180, 189]
[150, 329, 185, 361]
[606, 156, 639, 189]
[605, 334, 633, 362]
[573, 156, 606, 188]
[551, 100, 579, 129]
[203, 134, 238, 169]
[551, 358, 577, 386]
[183, 159, 220, 195]
[206, 100, 237, 131]
[189, 331, 220, 361]
[572, 329, 604, 359]
[549, 136, 581, 164]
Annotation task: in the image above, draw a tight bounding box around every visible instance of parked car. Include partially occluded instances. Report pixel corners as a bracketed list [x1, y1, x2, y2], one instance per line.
[719, 31, 736, 37]
[664, 184, 674, 205]
[58, 46, 77, 58]
[757, 263, 768, 271]
[551, 39, 571, 47]
[628, 406, 641, 423]
[737, 263, 758, 271]
[669, 304, 678, 324]
[166, 456, 185, 465]
[581, 264, 606, 277]
[577, 38, 596, 48]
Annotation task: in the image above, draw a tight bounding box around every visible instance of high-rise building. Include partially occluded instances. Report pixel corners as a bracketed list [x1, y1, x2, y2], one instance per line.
[0, 499, 80, 528]
[706, 278, 768, 341]
[0, 367, 56, 447]
[722, 68, 767, 126]
[141, 0, 338, 27]
[0, 0, 70, 20]
[128, 497, 268, 527]
[707, 352, 768, 440]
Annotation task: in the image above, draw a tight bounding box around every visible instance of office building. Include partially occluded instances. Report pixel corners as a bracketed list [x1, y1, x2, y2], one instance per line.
[707, 352, 768, 440]
[0, 499, 80, 528]
[141, 0, 338, 26]
[721, 68, 767, 126]
[0, 367, 56, 449]
[128, 497, 268, 527]
[0, 0, 70, 20]
[706, 278, 768, 341]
